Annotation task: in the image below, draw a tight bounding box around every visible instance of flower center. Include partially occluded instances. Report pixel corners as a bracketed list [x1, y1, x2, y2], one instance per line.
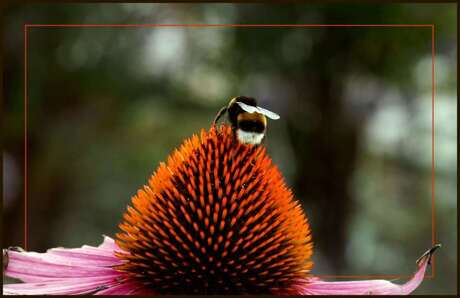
[114, 126, 313, 294]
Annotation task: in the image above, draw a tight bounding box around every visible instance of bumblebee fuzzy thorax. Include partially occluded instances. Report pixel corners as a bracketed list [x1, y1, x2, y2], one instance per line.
[226, 96, 257, 127]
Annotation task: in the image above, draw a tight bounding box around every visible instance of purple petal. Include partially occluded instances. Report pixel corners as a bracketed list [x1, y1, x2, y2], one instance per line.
[290, 245, 439, 295]
[2, 236, 141, 295]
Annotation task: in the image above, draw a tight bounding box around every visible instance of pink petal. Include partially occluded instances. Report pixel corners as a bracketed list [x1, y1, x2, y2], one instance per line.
[97, 235, 122, 251]
[6, 251, 120, 280]
[95, 280, 153, 295]
[290, 245, 440, 295]
[2, 236, 142, 295]
[3, 276, 119, 295]
[46, 235, 123, 263]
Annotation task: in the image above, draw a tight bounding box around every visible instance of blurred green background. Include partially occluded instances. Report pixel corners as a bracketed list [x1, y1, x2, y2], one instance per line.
[2, 3, 457, 294]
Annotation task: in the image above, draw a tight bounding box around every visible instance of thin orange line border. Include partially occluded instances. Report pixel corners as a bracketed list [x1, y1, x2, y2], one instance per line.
[23, 23, 436, 280]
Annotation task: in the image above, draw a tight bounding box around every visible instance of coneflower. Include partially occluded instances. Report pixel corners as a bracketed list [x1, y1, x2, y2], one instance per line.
[3, 125, 438, 295]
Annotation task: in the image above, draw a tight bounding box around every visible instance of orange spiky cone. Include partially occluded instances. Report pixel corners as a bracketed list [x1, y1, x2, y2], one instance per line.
[115, 125, 313, 294]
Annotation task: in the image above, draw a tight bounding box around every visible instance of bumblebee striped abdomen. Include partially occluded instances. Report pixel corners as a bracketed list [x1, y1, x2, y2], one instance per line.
[237, 113, 267, 133]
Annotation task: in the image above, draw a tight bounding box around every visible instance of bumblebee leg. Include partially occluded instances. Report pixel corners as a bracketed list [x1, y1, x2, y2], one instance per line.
[213, 107, 227, 126]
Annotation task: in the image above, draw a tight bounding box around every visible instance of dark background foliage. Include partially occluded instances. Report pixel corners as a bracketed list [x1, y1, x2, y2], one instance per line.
[2, 3, 457, 294]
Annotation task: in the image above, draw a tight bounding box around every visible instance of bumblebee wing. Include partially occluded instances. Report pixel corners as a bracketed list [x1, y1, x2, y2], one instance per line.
[236, 101, 280, 120]
[256, 106, 280, 120]
[236, 101, 259, 114]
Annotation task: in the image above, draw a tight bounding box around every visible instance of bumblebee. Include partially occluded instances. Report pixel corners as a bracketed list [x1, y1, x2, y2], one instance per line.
[213, 96, 280, 145]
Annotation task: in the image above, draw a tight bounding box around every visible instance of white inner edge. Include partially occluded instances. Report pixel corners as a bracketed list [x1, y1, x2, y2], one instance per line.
[236, 129, 264, 145]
